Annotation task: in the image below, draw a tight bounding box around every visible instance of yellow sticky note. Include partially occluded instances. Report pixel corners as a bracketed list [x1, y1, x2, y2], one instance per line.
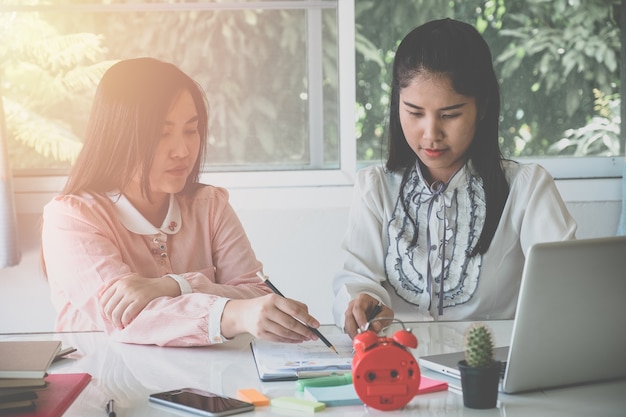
[271, 396, 326, 412]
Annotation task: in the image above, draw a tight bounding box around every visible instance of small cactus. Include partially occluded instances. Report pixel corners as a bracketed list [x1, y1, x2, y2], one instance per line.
[463, 323, 495, 368]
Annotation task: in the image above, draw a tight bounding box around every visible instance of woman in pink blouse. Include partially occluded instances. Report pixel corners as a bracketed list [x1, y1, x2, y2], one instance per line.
[42, 58, 321, 347]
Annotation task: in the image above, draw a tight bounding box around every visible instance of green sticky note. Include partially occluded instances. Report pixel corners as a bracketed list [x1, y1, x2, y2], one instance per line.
[295, 373, 353, 392]
[271, 396, 326, 412]
[303, 384, 362, 407]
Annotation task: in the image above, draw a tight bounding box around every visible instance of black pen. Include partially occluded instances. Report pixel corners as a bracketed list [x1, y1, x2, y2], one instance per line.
[367, 301, 383, 322]
[106, 399, 116, 417]
[256, 271, 338, 354]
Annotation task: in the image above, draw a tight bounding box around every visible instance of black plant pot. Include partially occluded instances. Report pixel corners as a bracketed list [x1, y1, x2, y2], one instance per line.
[458, 360, 501, 409]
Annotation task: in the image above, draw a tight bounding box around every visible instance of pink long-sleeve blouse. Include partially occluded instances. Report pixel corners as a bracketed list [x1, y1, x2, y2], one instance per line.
[42, 184, 270, 346]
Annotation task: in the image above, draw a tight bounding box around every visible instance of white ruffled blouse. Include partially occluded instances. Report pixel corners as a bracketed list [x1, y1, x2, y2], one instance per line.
[333, 160, 577, 328]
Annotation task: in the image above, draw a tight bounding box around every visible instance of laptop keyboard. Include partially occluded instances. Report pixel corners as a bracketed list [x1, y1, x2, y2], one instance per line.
[500, 361, 508, 379]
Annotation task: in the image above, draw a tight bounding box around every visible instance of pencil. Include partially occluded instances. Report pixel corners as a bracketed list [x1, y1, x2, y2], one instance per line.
[256, 271, 338, 354]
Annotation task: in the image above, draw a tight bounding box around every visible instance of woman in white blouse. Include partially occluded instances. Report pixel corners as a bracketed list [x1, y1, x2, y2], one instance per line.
[333, 18, 577, 338]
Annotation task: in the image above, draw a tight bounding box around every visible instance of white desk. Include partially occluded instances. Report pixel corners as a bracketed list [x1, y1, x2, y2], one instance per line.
[2, 321, 624, 416]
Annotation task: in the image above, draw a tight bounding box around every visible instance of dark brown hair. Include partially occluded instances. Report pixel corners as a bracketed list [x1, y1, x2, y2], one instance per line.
[63, 57, 209, 201]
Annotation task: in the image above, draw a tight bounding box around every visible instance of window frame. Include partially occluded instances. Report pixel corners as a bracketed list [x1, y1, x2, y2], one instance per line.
[7, 0, 623, 200]
[5, 0, 357, 187]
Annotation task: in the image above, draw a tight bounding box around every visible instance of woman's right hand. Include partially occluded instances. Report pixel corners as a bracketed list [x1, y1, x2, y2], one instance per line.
[220, 294, 321, 343]
[343, 293, 394, 339]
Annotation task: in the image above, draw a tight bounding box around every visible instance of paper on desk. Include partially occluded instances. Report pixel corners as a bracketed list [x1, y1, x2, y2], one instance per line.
[251, 334, 353, 381]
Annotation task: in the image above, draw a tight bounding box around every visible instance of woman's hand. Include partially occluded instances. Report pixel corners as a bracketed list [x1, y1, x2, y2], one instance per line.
[343, 293, 394, 338]
[221, 294, 321, 343]
[99, 274, 180, 329]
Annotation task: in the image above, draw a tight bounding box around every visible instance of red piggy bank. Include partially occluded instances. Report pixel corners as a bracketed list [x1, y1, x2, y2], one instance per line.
[352, 327, 420, 411]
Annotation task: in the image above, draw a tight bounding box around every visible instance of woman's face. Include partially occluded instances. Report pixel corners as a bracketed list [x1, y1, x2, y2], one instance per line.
[398, 73, 479, 183]
[142, 89, 201, 199]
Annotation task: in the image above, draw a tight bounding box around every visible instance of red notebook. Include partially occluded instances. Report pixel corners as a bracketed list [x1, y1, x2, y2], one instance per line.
[11, 373, 92, 417]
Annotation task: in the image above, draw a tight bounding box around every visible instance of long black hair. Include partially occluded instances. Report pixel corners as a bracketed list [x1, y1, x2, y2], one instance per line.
[386, 18, 509, 255]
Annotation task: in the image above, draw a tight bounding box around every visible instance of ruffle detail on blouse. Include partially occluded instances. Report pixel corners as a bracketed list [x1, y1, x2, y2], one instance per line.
[384, 163, 486, 315]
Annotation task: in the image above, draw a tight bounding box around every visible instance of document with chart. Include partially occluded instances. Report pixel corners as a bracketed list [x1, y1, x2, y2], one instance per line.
[250, 334, 354, 381]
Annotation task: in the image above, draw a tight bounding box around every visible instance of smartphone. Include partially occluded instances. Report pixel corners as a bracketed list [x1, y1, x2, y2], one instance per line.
[149, 388, 254, 417]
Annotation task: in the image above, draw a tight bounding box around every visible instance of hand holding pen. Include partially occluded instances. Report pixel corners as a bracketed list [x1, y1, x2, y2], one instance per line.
[343, 293, 394, 339]
[257, 271, 338, 354]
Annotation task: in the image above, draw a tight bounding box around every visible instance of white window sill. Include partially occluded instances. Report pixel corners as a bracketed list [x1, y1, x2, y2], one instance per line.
[10, 173, 623, 215]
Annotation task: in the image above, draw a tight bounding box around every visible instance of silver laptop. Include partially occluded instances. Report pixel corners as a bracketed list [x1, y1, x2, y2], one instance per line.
[419, 236, 626, 394]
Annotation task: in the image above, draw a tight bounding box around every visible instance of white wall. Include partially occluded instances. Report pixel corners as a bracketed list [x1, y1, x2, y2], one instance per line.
[0, 179, 622, 333]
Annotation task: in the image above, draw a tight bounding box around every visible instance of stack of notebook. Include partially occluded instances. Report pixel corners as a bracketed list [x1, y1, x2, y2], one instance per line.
[0, 340, 91, 416]
[0, 341, 61, 413]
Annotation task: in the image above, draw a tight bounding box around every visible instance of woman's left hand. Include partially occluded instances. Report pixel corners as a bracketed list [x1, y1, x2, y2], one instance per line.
[99, 274, 180, 329]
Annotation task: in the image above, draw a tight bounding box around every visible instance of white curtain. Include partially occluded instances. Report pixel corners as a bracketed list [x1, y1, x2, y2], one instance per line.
[618, 160, 626, 235]
[0, 83, 21, 268]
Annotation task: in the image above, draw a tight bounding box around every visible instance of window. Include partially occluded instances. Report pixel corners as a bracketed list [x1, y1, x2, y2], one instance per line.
[1, 0, 622, 189]
[1, 0, 356, 187]
[354, 0, 623, 179]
